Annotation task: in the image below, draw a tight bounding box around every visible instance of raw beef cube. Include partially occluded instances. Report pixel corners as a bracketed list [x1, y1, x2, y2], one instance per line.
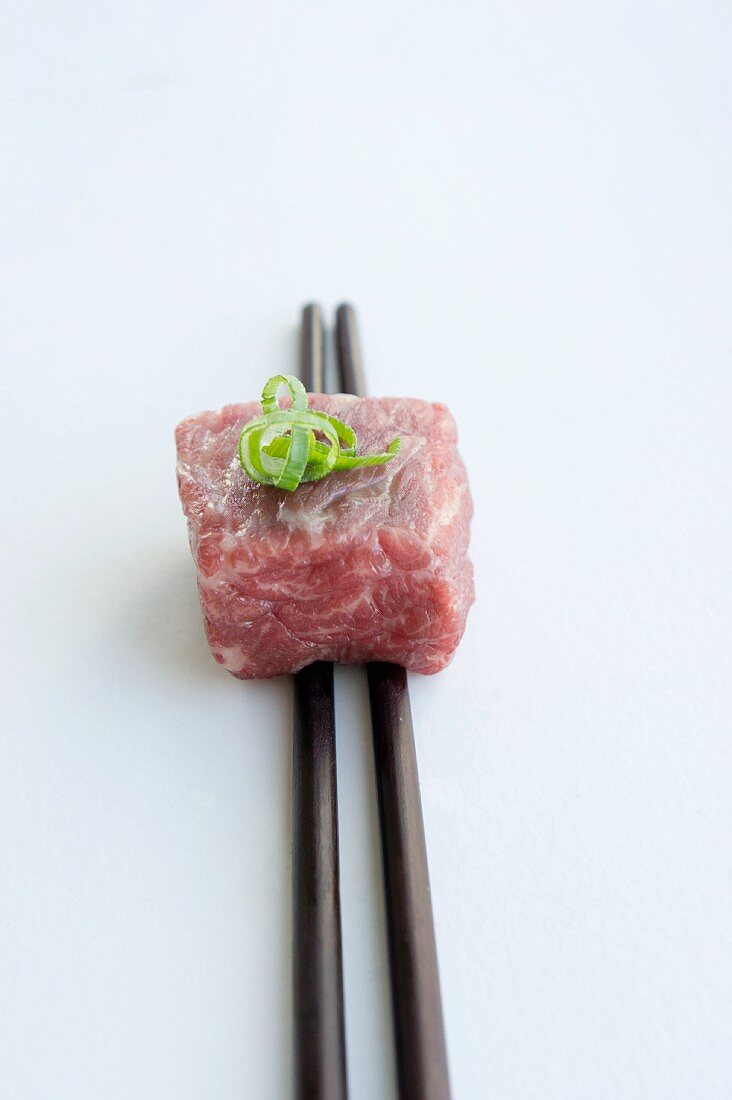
[175, 394, 474, 678]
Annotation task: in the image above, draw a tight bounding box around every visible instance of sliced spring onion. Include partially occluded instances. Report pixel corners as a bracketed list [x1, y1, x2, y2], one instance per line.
[237, 375, 400, 491]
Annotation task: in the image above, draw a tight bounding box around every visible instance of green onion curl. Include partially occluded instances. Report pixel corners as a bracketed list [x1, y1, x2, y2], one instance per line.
[237, 375, 400, 491]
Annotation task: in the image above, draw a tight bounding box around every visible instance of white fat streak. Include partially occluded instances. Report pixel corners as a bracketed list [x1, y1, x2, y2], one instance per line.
[276, 499, 327, 536]
[217, 644, 247, 671]
[429, 483, 464, 538]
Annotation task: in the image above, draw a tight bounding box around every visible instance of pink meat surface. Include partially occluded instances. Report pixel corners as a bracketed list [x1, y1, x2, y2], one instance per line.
[175, 394, 474, 678]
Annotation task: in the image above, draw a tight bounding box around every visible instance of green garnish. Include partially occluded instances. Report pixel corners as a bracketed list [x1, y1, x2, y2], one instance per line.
[237, 374, 400, 492]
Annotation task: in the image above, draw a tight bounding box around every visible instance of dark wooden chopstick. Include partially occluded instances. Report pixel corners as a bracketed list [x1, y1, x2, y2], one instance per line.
[292, 304, 348, 1100]
[335, 303, 452, 1100]
[334, 303, 365, 397]
[301, 301, 327, 392]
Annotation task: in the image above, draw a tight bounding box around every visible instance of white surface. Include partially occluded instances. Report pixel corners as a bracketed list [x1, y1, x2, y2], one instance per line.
[2, 2, 731, 1097]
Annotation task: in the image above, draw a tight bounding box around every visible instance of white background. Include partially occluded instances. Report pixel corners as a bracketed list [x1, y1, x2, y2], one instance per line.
[2, 2, 731, 1097]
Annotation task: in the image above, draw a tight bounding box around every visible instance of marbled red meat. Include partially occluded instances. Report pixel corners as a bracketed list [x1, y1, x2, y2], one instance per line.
[175, 394, 474, 678]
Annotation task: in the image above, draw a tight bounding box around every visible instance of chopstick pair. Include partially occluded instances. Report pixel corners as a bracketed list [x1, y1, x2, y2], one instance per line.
[292, 304, 451, 1100]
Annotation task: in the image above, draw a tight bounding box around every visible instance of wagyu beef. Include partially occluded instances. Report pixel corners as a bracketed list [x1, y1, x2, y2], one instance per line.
[176, 394, 474, 678]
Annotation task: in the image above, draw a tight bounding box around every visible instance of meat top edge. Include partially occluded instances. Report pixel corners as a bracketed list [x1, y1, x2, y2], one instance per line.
[176, 393, 475, 679]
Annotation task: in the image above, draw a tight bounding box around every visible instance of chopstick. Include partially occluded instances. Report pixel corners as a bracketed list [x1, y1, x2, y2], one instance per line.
[292, 304, 348, 1100]
[335, 304, 452, 1100]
